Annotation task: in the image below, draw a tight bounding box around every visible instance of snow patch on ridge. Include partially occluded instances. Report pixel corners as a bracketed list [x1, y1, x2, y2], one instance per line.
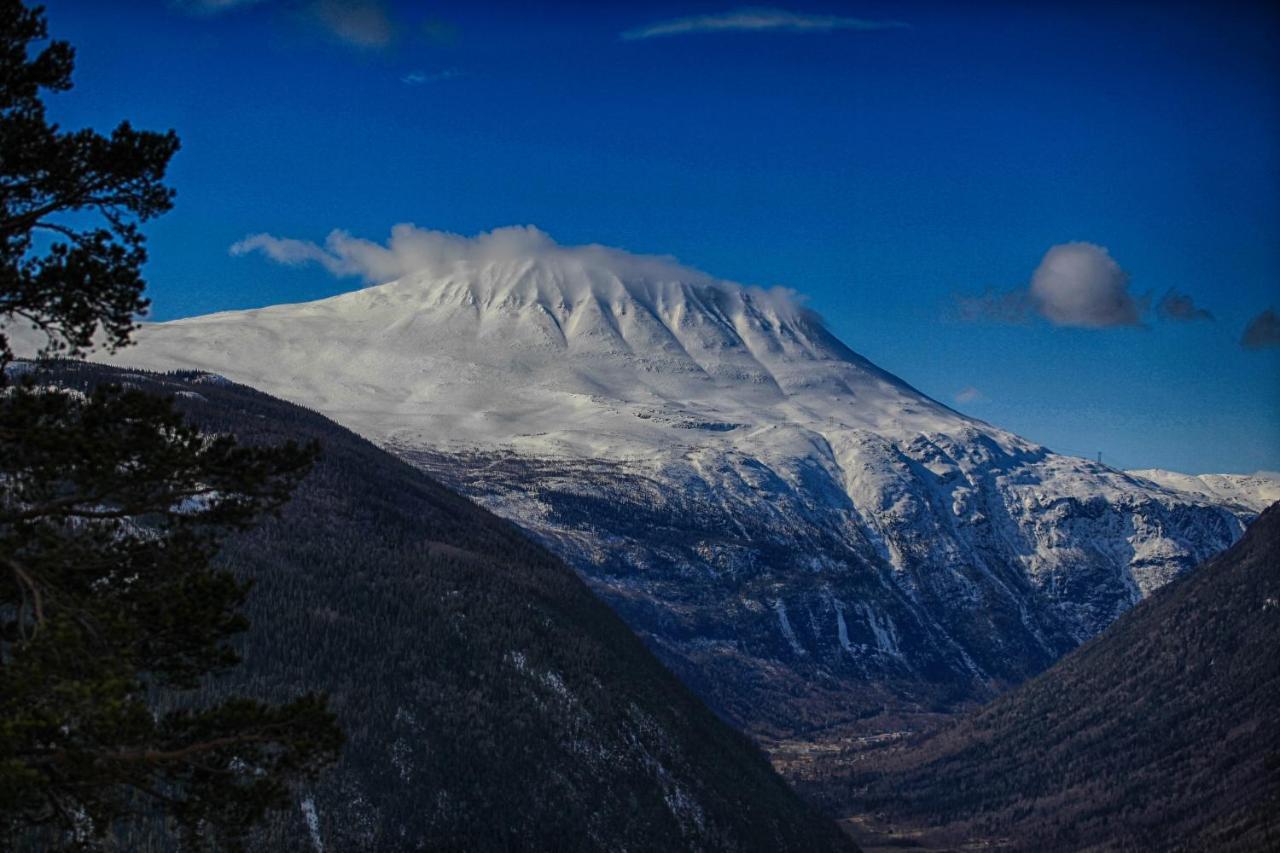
[774, 599, 806, 656]
[1129, 468, 1280, 513]
[300, 797, 324, 853]
[833, 598, 853, 652]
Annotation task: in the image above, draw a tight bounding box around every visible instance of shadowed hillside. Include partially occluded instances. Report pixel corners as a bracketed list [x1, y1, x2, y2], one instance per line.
[36, 360, 854, 853]
[803, 502, 1280, 852]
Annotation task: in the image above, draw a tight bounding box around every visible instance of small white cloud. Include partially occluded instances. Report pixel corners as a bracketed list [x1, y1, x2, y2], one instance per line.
[308, 0, 396, 48]
[1028, 242, 1141, 328]
[401, 68, 463, 85]
[173, 0, 267, 14]
[230, 234, 338, 269]
[622, 7, 909, 41]
[181, 0, 401, 47]
[958, 242, 1144, 329]
[954, 386, 986, 404]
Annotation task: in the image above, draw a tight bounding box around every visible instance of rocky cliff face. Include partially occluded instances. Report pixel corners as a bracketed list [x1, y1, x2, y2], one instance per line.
[89, 230, 1253, 738]
[397, 436, 1243, 738]
[808, 503, 1280, 852]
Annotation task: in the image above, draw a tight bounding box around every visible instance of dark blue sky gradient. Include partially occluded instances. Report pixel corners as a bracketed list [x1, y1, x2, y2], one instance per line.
[38, 0, 1280, 473]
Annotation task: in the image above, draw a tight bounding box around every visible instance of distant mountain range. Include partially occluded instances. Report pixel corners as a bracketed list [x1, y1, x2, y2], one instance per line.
[806, 501, 1280, 852]
[1127, 468, 1280, 513]
[69, 234, 1267, 740]
[35, 362, 853, 852]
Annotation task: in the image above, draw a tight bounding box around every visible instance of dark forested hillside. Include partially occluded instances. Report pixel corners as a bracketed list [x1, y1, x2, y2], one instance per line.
[37, 361, 853, 853]
[805, 502, 1280, 852]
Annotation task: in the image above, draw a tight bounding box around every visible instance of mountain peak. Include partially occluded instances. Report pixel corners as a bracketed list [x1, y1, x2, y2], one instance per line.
[93, 230, 1258, 744]
[230, 224, 822, 352]
[100, 227, 991, 454]
[353, 227, 816, 341]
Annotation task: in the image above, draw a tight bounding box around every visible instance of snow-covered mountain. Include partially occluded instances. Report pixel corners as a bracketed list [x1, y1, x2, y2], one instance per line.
[1126, 469, 1280, 514]
[89, 229, 1258, 739]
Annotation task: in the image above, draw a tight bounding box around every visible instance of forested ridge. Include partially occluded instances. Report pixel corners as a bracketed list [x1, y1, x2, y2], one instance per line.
[802, 501, 1280, 852]
[36, 360, 854, 852]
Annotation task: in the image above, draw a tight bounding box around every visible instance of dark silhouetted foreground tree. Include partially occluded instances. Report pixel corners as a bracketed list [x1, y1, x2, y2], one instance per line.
[0, 2, 341, 848]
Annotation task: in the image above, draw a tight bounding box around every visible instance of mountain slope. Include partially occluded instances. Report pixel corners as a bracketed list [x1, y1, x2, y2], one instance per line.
[38, 361, 854, 853]
[1128, 468, 1280, 513]
[90, 230, 1251, 740]
[809, 501, 1280, 852]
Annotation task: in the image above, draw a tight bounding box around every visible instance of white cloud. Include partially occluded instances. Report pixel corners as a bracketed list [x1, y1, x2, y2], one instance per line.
[230, 224, 812, 315]
[953, 386, 986, 404]
[621, 7, 909, 40]
[173, 0, 267, 14]
[235, 225, 577, 283]
[178, 0, 400, 48]
[231, 224, 715, 286]
[401, 68, 463, 85]
[309, 0, 396, 48]
[959, 242, 1144, 329]
[230, 233, 338, 269]
[1028, 242, 1141, 328]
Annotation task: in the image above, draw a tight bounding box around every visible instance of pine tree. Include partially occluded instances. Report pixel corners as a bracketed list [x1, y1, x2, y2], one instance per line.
[0, 2, 341, 848]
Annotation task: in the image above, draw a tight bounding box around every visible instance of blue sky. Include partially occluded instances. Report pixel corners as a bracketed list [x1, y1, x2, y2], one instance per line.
[39, 0, 1280, 473]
